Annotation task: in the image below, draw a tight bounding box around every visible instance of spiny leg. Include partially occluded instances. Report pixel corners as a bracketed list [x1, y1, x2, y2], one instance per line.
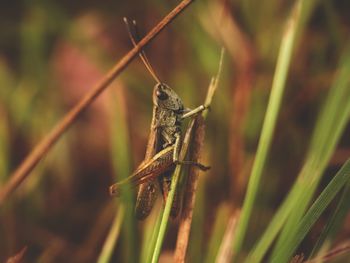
[176, 160, 210, 171]
[172, 132, 210, 171]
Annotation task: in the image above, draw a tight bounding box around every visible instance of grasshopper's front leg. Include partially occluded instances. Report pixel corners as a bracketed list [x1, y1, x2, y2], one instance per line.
[181, 104, 209, 120]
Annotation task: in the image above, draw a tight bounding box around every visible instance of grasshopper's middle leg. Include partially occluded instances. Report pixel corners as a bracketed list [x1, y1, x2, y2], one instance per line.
[173, 133, 210, 171]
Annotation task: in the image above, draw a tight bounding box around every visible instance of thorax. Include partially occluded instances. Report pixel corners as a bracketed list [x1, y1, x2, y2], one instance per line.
[153, 107, 182, 147]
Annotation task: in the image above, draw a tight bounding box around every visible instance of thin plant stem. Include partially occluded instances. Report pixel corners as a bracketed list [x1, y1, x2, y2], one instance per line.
[174, 116, 205, 263]
[174, 48, 224, 263]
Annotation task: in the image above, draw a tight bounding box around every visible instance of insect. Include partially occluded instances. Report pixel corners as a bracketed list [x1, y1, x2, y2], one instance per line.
[109, 18, 210, 220]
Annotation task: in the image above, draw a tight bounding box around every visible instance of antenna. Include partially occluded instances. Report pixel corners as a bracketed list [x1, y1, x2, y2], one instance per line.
[123, 17, 161, 84]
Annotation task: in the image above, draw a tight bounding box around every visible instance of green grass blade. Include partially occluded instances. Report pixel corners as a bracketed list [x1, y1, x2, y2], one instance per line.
[97, 205, 125, 263]
[100, 89, 137, 262]
[309, 179, 350, 258]
[232, 0, 303, 257]
[142, 206, 164, 263]
[248, 45, 350, 262]
[270, 159, 350, 262]
[151, 119, 196, 263]
[245, 178, 300, 262]
[270, 45, 350, 259]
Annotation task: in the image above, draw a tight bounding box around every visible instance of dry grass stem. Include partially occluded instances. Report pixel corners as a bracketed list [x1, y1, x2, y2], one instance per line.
[174, 48, 224, 262]
[174, 115, 205, 263]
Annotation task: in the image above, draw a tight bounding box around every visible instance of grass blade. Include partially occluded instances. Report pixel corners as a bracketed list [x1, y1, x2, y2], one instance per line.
[232, 0, 303, 257]
[271, 159, 350, 262]
[142, 205, 164, 263]
[97, 206, 125, 263]
[248, 45, 350, 262]
[98, 86, 136, 262]
[269, 45, 350, 259]
[309, 179, 350, 258]
[151, 118, 196, 263]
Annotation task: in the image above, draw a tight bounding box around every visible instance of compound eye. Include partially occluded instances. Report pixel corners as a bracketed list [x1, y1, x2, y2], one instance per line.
[156, 90, 168, 100]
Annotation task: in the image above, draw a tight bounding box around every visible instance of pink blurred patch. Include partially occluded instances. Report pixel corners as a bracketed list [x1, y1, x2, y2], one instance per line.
[53, 38, 109, 153]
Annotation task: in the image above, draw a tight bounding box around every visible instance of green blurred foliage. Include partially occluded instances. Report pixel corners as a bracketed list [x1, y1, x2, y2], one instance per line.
[0, 0, 349, 262]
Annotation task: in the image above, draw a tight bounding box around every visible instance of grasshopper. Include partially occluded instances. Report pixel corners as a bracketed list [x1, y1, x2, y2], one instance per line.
[109, 18, 209, 220]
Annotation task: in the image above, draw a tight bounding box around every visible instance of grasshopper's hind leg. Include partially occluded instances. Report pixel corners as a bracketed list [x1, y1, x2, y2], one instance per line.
[135, 181, 159, 220]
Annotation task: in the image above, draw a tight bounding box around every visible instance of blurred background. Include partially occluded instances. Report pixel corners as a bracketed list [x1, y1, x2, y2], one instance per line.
[0, 0, 350, 262]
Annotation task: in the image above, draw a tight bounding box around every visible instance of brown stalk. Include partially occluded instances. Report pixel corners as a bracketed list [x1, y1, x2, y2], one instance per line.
[0, 0, 194, 205]
[174, 115, 205, 263]
[174, 48, 224, 262]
